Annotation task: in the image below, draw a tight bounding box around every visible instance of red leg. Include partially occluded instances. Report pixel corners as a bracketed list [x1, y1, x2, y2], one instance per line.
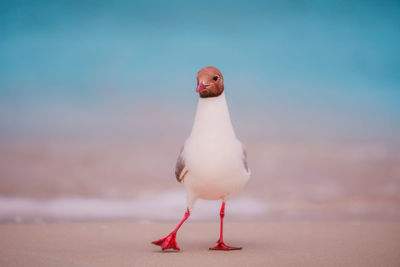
[209, 202, 242, 251]
[152, 208, 190, 251]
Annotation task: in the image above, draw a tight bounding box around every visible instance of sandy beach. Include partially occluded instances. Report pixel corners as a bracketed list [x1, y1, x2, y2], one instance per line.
[1, 221, 399, 267]
[2, 1, 400, 266]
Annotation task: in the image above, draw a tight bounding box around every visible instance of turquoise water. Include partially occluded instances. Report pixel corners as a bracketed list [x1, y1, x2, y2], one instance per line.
[1, 0, 399, 143]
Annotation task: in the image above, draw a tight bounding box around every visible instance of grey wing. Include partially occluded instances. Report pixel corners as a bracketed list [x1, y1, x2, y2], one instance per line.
[242, 145, 250, 174]
[175, 145, 188, 182]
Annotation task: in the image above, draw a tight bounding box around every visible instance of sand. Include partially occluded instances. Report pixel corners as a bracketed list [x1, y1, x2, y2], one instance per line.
[1, 221, 399, 267]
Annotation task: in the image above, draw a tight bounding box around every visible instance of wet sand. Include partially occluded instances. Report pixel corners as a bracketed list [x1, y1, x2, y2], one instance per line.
[1, 221, 399, 267]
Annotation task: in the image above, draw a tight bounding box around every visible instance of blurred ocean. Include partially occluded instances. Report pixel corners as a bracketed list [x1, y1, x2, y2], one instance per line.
[0, 140, 399, 222]
[0, 0, 399, 222]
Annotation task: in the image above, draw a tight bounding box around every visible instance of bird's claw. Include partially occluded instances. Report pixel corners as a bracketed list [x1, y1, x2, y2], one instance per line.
[209, 241, 242, 251]
[152, 232, 180, 251]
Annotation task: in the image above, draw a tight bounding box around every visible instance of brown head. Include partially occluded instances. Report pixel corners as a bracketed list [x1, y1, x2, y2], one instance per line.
[195, 66, 224, 98]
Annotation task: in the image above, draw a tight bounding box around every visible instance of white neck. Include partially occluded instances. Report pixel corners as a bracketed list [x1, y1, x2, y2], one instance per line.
[190, 92, 236, 140]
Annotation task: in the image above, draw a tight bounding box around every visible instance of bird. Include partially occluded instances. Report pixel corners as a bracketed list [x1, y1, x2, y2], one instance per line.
[152, 66, 250, 251]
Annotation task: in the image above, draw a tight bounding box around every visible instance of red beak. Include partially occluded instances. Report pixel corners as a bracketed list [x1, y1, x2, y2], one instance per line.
[196, 82, 206, 93]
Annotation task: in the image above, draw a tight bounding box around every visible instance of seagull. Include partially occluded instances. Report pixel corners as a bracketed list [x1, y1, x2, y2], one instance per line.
[152, 66, 250, 251]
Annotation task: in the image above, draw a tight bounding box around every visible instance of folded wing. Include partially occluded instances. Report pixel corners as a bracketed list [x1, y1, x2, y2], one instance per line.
[175, 145, 188, 182]
[242, 145, 250, 175]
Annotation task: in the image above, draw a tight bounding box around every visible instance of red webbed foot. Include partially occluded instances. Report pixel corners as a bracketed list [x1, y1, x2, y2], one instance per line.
[209, 241, 242, 251]
[152, 208, 190, 251]
[152, 232, 180, 251]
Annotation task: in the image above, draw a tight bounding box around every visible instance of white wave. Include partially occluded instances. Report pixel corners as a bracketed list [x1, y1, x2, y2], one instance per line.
[0, 191, 267, 223]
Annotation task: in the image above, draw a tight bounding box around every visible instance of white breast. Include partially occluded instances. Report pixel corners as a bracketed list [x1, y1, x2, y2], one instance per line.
[183, 92, 250, 201]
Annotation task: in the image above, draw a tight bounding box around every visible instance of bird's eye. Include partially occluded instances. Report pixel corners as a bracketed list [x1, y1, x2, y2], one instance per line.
[213, 75, 219, 81]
